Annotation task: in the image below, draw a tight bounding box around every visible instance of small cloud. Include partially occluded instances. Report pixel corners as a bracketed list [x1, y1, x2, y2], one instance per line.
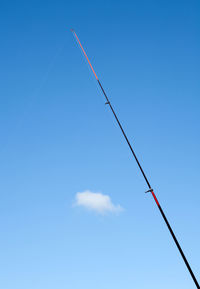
[74, 190, 123, 215]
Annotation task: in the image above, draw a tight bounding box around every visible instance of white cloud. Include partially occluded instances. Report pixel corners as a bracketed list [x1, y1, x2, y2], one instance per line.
[74, 190, 123, 215]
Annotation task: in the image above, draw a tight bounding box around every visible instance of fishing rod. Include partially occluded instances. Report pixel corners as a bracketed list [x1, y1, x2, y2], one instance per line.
[71, 29, 199, 288]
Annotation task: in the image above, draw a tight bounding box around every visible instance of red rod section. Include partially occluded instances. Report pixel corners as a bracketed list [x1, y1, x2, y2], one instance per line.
[71, 29, 98, 80]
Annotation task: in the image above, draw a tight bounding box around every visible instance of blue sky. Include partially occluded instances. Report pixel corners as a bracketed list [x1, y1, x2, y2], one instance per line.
[0, 0, 200, 288]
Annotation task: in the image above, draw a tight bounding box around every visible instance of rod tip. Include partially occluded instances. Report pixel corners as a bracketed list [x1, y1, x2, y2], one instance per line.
[70, 28, 75, 32]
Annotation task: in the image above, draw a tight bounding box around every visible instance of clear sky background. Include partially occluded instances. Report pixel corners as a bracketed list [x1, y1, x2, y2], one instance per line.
[0, 0, 200, 288]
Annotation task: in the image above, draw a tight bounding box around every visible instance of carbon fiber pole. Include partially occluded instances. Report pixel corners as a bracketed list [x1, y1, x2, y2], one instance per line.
[71, 29, 199, 289]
